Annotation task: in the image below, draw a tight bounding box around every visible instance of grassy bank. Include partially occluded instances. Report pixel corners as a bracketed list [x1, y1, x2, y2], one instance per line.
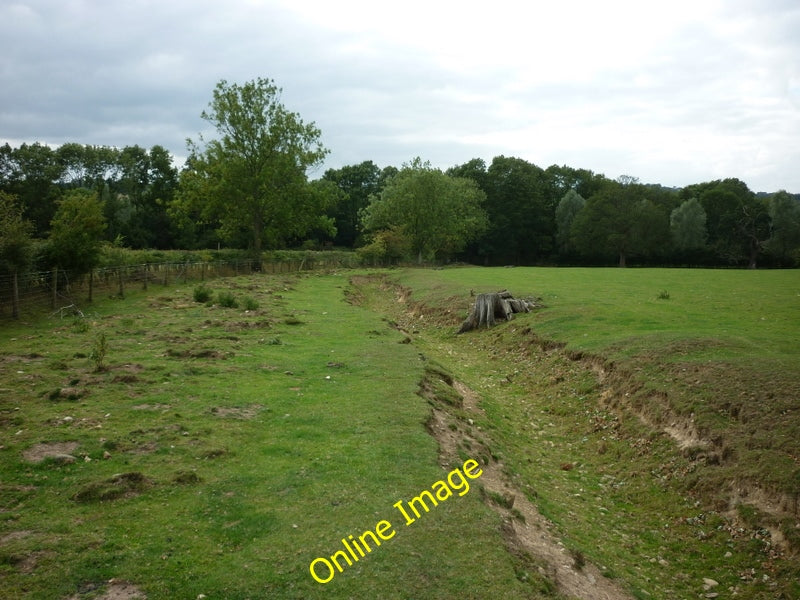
[2, 266, 798, 599]
[360, 266, 800, 598]
[0, 272, 549, 599]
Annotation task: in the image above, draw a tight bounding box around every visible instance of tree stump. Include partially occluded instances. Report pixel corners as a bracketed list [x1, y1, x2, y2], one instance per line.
[457, 290, 536, 333]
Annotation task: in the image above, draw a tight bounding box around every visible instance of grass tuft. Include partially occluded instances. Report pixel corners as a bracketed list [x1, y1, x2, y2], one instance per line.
[216, 291, 238, 308]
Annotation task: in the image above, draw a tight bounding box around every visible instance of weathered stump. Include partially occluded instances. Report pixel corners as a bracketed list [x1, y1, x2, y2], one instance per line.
[457, 290, 535, 333]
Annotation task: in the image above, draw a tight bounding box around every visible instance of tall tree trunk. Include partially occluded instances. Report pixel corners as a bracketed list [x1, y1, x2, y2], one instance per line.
[618, 251, 627, 268]
[748, 246, 758, 269]
[746, 234, 760, 269]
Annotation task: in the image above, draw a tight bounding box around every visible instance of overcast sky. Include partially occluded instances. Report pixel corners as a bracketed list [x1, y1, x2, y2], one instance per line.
[2, 0, 799, 192]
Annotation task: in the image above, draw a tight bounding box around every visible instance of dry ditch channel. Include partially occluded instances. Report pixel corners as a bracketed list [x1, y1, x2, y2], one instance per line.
[419, 364, 633, 600]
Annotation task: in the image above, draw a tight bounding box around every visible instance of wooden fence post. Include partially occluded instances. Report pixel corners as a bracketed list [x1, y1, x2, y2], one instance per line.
[117, 266, 124, 298]
[52, 266, 58, 309]
[11, 270, 19, 319]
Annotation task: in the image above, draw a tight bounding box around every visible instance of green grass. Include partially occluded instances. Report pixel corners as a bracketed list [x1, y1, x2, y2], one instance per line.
[396, 266, 800, 358]
[392, 266, 800, 484]
[3, 266, 799, 599]
[0, 272, 550, 599]
[354, 266, 800, 598]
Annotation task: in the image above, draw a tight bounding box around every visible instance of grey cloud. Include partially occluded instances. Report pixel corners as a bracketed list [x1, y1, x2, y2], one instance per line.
[1, 0, 799, 192]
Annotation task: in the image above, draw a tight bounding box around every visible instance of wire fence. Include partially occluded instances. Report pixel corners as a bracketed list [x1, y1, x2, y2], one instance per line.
[0, 253, 363, 322]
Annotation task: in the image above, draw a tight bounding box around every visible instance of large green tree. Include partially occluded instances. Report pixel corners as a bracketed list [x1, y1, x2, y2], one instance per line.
[766, 190, 800, 264]
[48, 189, 107, 275]
[321, 160, 382, 247]
[2, 142, 64, 235]
[482, 156, 554, 264]
[670, 198, 707, 251]
[0, 192, 34, 318]
[571, 177, 669, 266]
[555, 189, 585, 255]
[112, 145, 178, 248]
[361, 158, 487, 263]
[687, 179, 769, 267]
[178, 78, 329, 255]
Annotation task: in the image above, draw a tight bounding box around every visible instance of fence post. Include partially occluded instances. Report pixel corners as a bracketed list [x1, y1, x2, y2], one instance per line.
[117, 266, 124, 298]
[163, 264, 169, 286]
[143, 264, 148, 291]
[11, 270, 19, 319]
[89, 269, 94, 302]
[51, 266, 58, 309]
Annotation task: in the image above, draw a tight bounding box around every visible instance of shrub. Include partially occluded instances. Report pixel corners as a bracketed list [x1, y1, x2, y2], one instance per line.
[216, 291, 238, 308]
[242, 296, 259, 311]
[71, 317, 90, 333]
[89, 332, 108, 372]
[193, 285, 212, 303]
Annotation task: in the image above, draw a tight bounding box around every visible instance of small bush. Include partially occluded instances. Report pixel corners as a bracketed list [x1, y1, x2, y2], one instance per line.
[242, 296, 259, 311]
[217, 291, 238, 308]
[193, 285, 212, 303]
[71, 318, 90, 333]
[89, 332, 107, 372]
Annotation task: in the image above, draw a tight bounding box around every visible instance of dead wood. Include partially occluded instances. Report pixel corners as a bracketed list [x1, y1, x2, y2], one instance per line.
[457, 290, 537, 333]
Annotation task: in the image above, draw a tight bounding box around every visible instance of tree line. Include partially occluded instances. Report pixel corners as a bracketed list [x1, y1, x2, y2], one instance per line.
[2, 78, 800, 298]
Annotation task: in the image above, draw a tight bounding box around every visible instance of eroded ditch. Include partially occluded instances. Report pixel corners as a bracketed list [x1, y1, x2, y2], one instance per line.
[350, 272, 800, 596]
[418, 364, 634, 600]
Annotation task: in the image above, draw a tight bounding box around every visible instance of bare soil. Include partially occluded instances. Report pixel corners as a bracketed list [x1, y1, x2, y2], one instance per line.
[65, 580, 146, 600]
[22, 441, 79, 463]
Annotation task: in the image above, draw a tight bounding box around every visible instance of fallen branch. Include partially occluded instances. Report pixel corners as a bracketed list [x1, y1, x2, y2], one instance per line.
[53, 303, 86, 319]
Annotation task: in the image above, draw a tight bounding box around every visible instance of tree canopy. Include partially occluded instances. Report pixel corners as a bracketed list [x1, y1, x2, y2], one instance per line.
[361, 158, 487, 263]
[571, 177, 670, 267]
[0, 192, 34, 273]
[177, 78, 330, 255]
[670, 198, 708, 251]
[47, 189, 107, 274]
[322, 160, 382, 247]
[2, 77, 799, 269]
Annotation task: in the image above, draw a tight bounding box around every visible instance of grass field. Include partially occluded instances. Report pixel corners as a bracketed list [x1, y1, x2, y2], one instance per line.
[0, 272, 550, 599]
[392, 266, 800, 496]
[369, 266, 800, 598]
[1, 266, 799, 599]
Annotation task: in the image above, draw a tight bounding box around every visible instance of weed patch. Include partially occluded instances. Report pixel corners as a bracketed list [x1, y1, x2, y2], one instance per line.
[216, 291, 238, 308]
[73, 472, 151, 503]
[193, 284, 213, 303]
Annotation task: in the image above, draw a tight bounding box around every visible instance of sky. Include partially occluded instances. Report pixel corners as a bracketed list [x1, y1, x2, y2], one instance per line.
[1, 0, 799, 193]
